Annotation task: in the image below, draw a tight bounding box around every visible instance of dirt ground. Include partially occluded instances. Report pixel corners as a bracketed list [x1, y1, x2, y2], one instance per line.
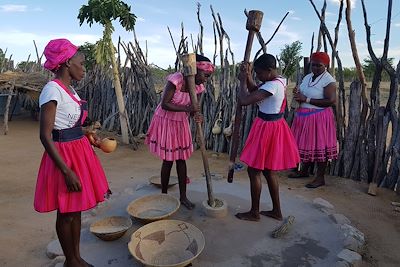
[1, 113, 400, 267]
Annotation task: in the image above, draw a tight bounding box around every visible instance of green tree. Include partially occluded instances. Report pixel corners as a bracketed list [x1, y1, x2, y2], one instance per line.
[278, 41, 303, 78]
[78, 0, 137, 144]
[0, 48, 6, 71]
[16, 61, 36, 71]
[362, 57, 394, 81]
[79, 42, 97, 71]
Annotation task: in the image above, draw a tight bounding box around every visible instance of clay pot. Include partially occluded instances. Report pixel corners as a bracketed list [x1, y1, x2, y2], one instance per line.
[99, 137, 117, 153]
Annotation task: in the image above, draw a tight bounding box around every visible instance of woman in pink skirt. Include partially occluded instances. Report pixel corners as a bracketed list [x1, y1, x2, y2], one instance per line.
[145, 54, 214, 210]
[235, 54, 300, 221]
[289, 52, 338, 188]
[34, 39, 110, 267]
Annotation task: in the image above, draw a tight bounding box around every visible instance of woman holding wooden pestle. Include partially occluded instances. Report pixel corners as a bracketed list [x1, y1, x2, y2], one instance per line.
[145, 54, 215, 210]
[235, 54, 300, 221]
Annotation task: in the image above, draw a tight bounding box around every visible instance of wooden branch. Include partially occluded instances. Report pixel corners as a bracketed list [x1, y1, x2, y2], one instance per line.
[254, 12, 289, 61]
[317, 0, 327, 52]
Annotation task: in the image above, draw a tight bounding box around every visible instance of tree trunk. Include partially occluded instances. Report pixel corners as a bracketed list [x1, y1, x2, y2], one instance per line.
[110, 43, 130, 144]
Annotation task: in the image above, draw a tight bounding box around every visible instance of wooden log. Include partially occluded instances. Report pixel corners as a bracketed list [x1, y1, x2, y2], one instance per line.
[3, 87, 14, 135]
[228, 10, 263, 183]
[368, 106, 385, 196]
[343, 81, 362, 177]
[182, 53, 215, 207]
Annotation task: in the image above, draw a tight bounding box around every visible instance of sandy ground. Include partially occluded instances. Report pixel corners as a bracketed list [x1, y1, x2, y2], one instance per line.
[1, 113, 400, 267]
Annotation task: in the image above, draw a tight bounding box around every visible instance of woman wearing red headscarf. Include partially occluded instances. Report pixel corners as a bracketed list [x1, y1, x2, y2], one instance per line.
[289, 52, 337, 188]
[34, 38, 109, 267]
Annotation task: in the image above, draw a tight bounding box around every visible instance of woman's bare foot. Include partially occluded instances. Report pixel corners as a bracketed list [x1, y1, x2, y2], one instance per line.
[64, 258, 84, 267]
[235, 211, 260, 221]
[180, 198, 195, 210]
[305, 177, 325, 188]
[80, 258, 94, 267]
[260, 210, 283, 221]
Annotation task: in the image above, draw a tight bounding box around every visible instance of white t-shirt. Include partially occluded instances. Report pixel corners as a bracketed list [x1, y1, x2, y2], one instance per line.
[39, 81, 82, 130]
[299, 71, 336, 109]
[257, 77, 286, 114]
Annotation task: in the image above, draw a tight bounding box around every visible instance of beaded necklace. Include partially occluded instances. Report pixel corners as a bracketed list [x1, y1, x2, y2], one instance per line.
[308, 71, 326, 87]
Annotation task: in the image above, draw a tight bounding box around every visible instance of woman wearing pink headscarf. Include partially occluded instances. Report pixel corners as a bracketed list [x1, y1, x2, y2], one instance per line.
[34, 38, 109, 267]
[145, 54, 214, 210]
[289, 52, 338, 188]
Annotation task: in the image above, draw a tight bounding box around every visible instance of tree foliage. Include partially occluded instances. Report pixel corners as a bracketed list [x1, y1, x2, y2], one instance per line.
[78, 0, 136, 66]
[278, 41, 303, 78]
[362, 57, 394, 81]
[79, 42, 97, 71]
[78, 0, 136, 31]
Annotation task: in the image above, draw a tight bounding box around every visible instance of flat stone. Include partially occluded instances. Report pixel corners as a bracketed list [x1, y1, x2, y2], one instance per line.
[47, 256, 65, 267]
[343, 235, 365, 254]
[335, 260, 351, 267]
[329, 213, 351, 225]
[337, 249, 362, 267]
[46, 239, 63, 259]
[313, 197, 334, 209]
[341, 224, 365, 245]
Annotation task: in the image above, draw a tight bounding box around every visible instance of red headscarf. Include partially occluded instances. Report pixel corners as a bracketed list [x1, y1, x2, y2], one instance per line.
[43, 39, 78, 72]
[311, 52, 330, 67]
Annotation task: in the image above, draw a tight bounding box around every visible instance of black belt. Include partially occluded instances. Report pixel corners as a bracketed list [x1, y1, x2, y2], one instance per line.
[257, 111, 284, 121]
[52, 127, 84, 142]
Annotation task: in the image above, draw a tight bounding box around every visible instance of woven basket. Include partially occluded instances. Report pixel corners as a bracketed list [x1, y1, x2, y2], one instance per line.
[149, 175, 179, 188]
[90, 216, 132, 241]
[128, 219, 205, 267]
[127, 194, 180, 224]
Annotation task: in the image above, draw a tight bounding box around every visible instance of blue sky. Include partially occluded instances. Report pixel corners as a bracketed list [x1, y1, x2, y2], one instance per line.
[0, 0, 399, 69]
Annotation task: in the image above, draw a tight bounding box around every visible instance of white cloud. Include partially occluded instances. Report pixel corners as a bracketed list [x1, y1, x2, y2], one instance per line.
[33, 7, 43, 12]
[0, 4, 27, 12]
[136, 17, 145, 22]
[291, 17, 302, 21]
[395, 23, 400, 27]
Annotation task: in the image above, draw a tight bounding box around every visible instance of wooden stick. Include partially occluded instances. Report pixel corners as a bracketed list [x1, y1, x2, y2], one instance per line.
[228, 10, 263, 183]
[182, 53, 215, 207]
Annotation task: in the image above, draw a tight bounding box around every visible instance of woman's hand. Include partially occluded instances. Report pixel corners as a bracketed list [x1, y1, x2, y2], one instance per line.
[193, 113, 204, 124]
[187, 102, 200, 114]
[292, 86, 299, 94]
[64, 168, 82, 192]
[294, 92, 307, 103]
[238, 62, 250, 82]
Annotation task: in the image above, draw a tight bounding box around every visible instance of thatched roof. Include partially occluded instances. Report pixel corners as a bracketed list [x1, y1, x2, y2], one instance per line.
[0, 71, 49, 92]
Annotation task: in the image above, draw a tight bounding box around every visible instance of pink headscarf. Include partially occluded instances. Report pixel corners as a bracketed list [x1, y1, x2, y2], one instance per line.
[43, 38, 78, 72]
[196, 61, 215, 73]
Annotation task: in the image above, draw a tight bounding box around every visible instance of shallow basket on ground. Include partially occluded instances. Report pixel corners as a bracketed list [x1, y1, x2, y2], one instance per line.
[89, 216, 132, 241]
[126, 194, 180, 223]
[128, 219, 205, 267]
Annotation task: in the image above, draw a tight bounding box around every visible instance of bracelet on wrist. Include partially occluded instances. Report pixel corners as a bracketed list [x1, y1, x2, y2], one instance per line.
[306, 97, 311, 103]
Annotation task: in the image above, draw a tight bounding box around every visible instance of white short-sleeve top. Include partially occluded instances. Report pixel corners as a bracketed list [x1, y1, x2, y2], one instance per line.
[257, 77, 286, 114]
[39, 81, 81, 130]
[299, 71, 336, 109]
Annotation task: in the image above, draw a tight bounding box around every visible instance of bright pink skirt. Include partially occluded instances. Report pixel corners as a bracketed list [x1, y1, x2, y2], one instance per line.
[240, 118, 300, 170]
[145, 113, 193, 161]
[34, 136, 109, 213]
[291, 107, 338, 162]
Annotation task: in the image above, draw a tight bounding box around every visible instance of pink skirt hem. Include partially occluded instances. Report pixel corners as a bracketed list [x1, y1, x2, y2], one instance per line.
[240, 118, 300, 171]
